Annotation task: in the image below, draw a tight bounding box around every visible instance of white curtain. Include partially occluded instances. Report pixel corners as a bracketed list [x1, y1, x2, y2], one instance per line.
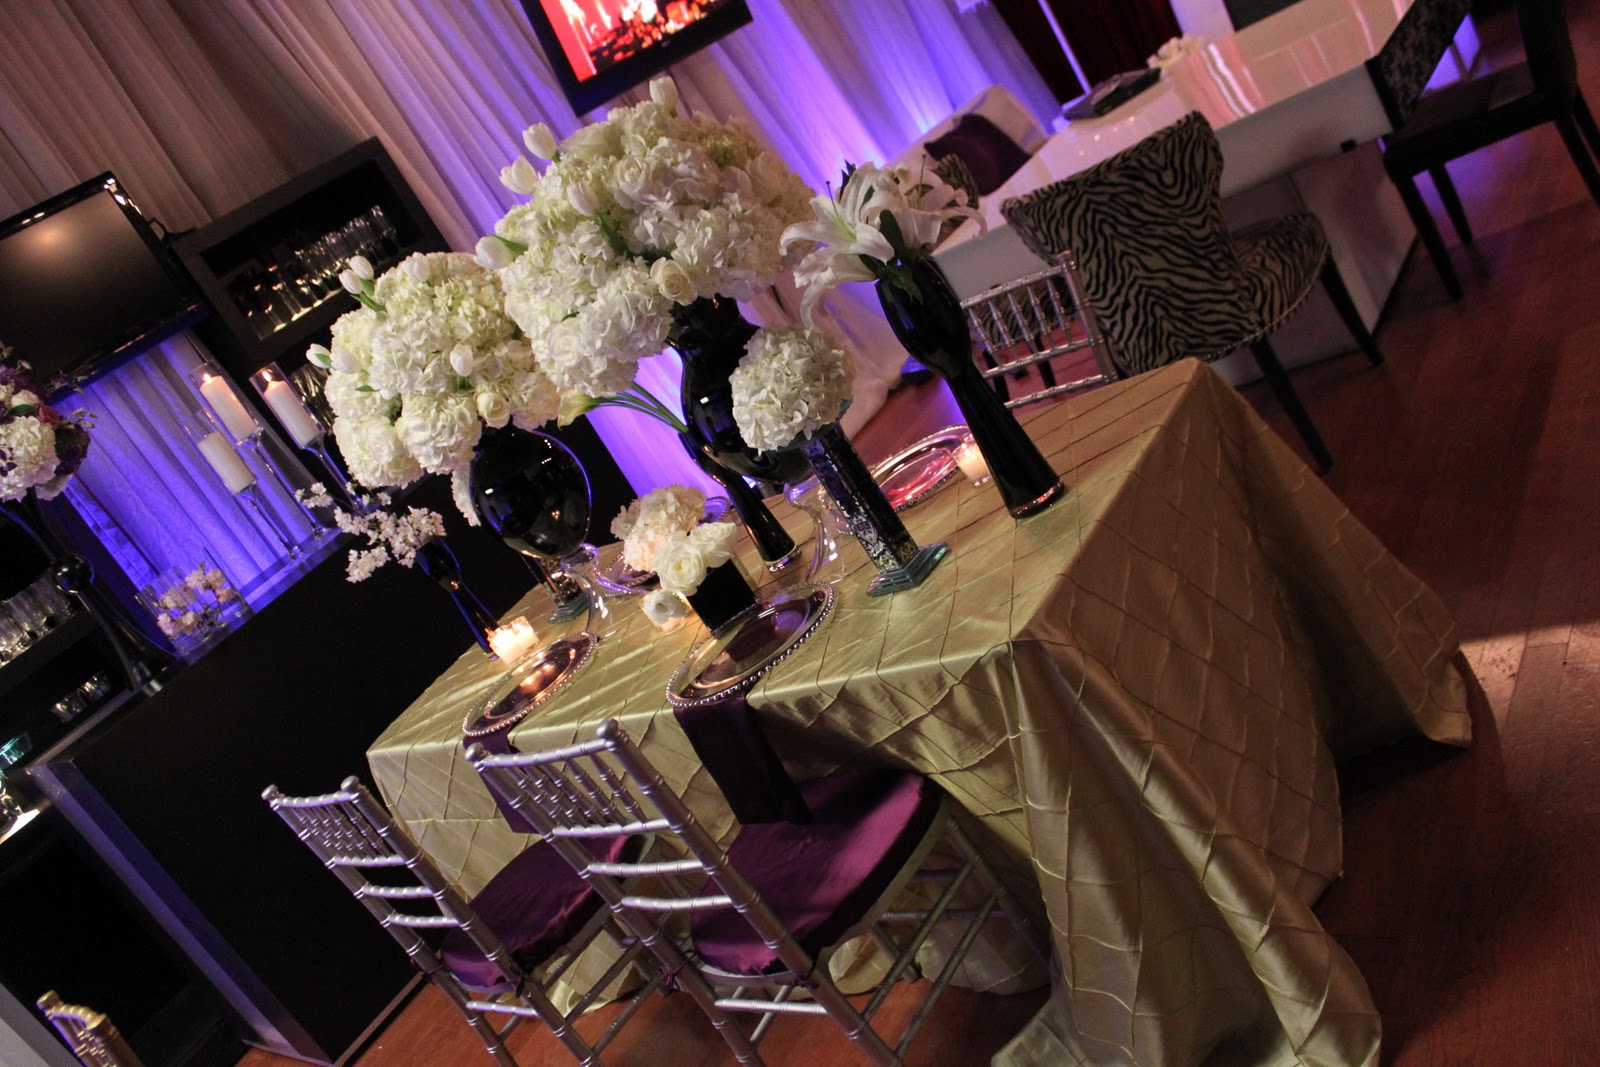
[1, 0, 1051, 500]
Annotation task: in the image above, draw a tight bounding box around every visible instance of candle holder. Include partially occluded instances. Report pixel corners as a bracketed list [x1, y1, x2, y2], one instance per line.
[248, 363, 365, 512]
[180, 411, 302, 559]
[190, 360, 326, 534]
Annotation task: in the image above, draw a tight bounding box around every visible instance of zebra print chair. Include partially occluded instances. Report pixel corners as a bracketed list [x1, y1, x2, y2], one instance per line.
[1000, 112, 1384, 473]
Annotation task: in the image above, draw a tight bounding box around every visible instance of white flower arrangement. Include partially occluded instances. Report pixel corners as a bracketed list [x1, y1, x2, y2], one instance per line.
[1148, 35, 1207, 69]
[297, 483, 448, 583]
[0, 349, 93, 503]
[485, 76, 815, 410]
[307, 252, 559, 523]
[611, 484, 740, 629]
[782, 160, 982, 323]
[145, 564, 242, 643]
[729, 325, 855, 452]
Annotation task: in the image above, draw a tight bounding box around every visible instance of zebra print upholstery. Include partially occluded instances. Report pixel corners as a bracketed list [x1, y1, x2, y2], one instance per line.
[999, 112, 1331, 377]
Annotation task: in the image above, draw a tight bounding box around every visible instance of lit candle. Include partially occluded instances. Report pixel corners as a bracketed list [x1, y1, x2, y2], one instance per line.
[196, 431, 257, 494]
[488, 617, 540, 663]
[954, 440, 991, 485]
[199, 373, 259, 442]
[262, 379, 323, 448]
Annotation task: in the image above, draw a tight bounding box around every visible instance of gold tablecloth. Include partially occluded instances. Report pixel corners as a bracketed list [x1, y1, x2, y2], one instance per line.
[367, 358, 1471, 1066]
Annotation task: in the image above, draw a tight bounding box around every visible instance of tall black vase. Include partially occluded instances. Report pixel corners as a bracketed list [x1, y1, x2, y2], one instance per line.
[0, 494, 171, 691]
[468, 425, 592, 622]
[877, 259, 1066, 518]
[670, 296, 803, 570]
[414, 538, 499, 655]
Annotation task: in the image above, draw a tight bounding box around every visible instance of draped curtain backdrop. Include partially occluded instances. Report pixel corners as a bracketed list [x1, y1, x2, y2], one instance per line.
[0, 0, 1052, 582]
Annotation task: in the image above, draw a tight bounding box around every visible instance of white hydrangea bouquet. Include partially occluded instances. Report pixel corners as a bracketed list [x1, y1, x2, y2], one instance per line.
[610, 484, 739, 632]
[297, 482, 447, 583]
[481, 76, 815, 426]
[306, 252, 559, 522]
[729, 325, 854, 452]
[0, 347, 94, 503]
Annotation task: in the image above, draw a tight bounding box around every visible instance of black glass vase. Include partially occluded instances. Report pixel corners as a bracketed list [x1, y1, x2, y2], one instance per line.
[670, 296, 803, 570]
[877, 258, 1066, 518]
[684, 560, 759, 634]
[414, 538, 499, 656]
[468, 425, 592, 623]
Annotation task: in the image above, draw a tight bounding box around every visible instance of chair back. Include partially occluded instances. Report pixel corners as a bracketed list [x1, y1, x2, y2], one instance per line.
[1365, 0, 1474, 125]
[960, 257, 1118, 407]
[1518, 0, 1580, 101]
[467, 722, 816, 982]
[36, 992, 145, 1067]
[1001, 112, 1256, 376]
[262, 777, 518, 991]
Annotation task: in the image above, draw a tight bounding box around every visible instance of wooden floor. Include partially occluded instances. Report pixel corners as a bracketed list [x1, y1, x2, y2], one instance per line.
[237, 6, 1600, 1065]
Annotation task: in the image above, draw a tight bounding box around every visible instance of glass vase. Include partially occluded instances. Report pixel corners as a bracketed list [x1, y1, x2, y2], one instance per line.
[797, 423, 947, 597]
[670, 295, 804, 570]
[876, 258, 1066, 518]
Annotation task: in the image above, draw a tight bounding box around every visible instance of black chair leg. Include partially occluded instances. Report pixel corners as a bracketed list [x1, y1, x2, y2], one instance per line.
[1572, 89, 1600, 167]
[1249, 341, 1332, 474]
[1428, 164, 1473, 245]
[1556, 113, 1600, 212]
[1319, 256, 1385, 367]
[1390, 168, 1464, 300]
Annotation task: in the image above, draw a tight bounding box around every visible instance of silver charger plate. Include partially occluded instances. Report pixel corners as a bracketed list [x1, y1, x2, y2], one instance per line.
[464, 632, 598, 738]
[786, 425, 969, 513]
[664, 584, 834, 708]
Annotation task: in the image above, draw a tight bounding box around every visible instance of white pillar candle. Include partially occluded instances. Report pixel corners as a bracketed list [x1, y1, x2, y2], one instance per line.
[199, 373, 259, 442]
[954, 440, 991, 485]
[197, 431, 257, 494]
[262, 379, 323, 448]
[488, 617, 540, 662]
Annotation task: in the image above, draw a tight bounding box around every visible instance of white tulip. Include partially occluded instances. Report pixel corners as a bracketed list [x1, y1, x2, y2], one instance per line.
[567, 182, 600, 217]
[649, 77, 679, 113]
[330, 345, 362, 375]
[642, 588, 689, 632]
[449, 344, 475, 377]
[523, 122, 558, 160]
[339, 269, 363, 294]
[474, 234, 515, 270]
[349, 255, 375, 281]
[306, 344, 333, 369]
[500, 156, 540, 195]
[403, 256, 433, 283]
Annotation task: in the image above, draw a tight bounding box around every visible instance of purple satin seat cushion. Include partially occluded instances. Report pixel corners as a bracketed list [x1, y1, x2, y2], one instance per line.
[925, 113, 1032, 195]
[691, 770, 943, 978]
[441, 835, 637, 991]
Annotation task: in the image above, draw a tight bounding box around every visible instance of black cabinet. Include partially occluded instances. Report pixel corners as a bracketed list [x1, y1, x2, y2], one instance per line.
[175, 139, 445, 382]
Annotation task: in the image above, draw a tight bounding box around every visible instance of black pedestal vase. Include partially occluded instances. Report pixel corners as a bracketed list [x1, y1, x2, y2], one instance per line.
[414, 538, 500, 655]
[671, 296, 805, 571]
[877, 259, 1066, 518]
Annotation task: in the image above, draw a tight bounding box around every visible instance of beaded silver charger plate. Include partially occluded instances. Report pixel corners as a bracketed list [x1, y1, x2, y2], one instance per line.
[463, 633, 599, 738]
[664, 584, 834, 709]
[787, 425, 968, 513]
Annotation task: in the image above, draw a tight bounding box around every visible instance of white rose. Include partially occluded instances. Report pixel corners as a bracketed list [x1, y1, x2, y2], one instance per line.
[449, 344, 475, 377]
[475, 235, 516, 270]
[477, 390, 511, 428]
[641, 588, 689, 632]
[568, 182, 600, 217]
[349, 255, 374, 281]
[9, 390, 39, 412]
[650, 257, 696, 304]
[500, 156, 540, 195]
[653, 536, 709, 595]
[523, 122, 558, 159]
[649, 76, 679, 113]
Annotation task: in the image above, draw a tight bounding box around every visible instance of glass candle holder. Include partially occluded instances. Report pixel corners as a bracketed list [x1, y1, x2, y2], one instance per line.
[251, 362, 362, 511]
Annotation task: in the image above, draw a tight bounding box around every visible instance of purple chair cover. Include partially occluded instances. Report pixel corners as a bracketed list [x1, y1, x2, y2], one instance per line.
[464, 728, 542, 834]
[674, 691, 812, 826]
[690, 770, 941, 977]
[441, 835, 639, 992]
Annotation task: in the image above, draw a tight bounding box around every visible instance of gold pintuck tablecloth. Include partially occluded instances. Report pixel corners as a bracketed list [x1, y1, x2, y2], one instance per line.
[367, 358, 1472, 1067]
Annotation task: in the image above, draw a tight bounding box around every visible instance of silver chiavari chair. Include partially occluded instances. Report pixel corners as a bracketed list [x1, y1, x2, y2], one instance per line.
[36, 992, 145, 1067]
[468, 719, 1048, 1067]
[263, 777, 662, 1067]
[960, 255, 1119, 410]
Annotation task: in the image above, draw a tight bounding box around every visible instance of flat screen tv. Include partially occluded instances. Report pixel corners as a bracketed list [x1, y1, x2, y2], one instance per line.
[522, 0, 752, 115]
[0, 173, 204, 393]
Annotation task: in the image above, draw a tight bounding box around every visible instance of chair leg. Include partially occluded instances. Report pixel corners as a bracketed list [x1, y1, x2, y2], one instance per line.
[1248, 341, 1333, 474]
[1318, 256, 1385, 367]
[980, 349, 1010, 404]
[1556, 112, 1600, 212]
[1390, 168, 1464, 300]
[1573, 88, 1600, 163]
[1428, 164, 1473, 245]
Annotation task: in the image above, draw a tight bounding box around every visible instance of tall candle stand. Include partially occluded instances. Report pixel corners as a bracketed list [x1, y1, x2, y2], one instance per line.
[182, 411, 303, 559]
[190, 361, 326, 536]
[248, 363, 365, 513]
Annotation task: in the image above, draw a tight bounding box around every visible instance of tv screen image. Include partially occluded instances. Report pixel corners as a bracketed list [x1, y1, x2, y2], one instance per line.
[0, 175, 202, 390]
[523, 0, 751, 115]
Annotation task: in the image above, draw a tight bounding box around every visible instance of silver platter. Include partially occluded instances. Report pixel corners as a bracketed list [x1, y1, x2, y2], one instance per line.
[664, 584, 834, 709]
[787, 425, 969, 513]
[464, 633, 598, 738]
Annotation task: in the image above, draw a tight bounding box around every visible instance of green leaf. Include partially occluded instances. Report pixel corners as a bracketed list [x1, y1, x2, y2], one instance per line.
[878, 208, 911, 264]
